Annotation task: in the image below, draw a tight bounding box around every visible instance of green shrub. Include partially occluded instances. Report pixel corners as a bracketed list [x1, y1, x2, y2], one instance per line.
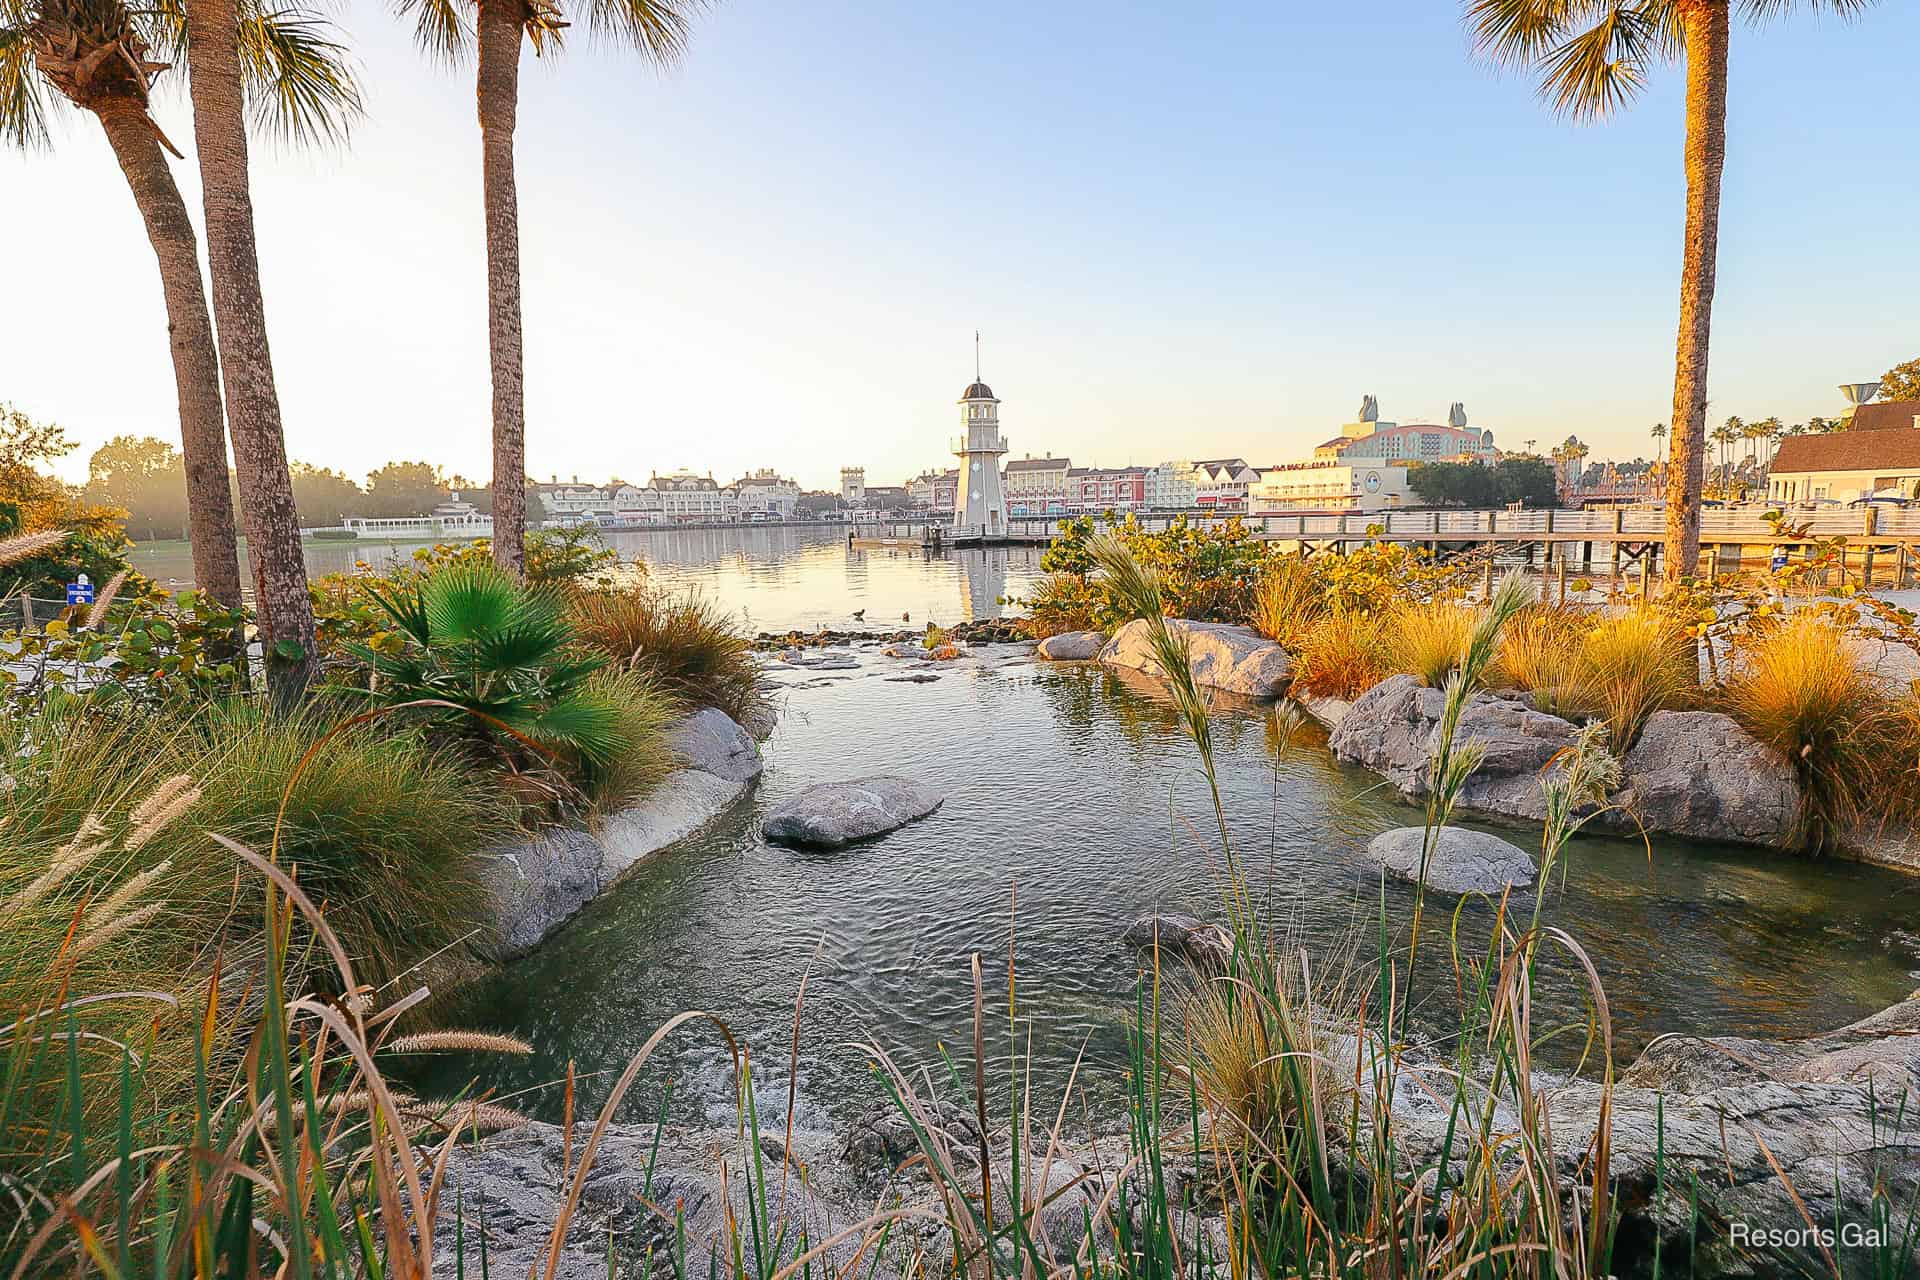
[0, 701, 516, 989]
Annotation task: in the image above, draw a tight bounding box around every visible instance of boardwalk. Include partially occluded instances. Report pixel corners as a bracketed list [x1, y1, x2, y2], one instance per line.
[861, 505, 1920, 584]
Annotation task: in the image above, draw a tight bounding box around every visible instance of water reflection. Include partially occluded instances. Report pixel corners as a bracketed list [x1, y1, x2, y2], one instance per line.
[126, 525, 1045, 634]
[429, 655, 1920, 1127]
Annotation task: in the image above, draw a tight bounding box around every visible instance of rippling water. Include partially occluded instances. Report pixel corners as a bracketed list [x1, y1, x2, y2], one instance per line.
[161, 527, 1917, 1123]
[430, 631, 1920, 1128]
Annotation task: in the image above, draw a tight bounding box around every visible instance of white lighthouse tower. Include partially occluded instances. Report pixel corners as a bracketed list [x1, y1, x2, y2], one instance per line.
[953, 334, 1009, 537]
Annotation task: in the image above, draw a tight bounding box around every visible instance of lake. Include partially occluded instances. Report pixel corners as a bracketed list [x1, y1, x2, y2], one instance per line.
[388, 527, 1920, 1129]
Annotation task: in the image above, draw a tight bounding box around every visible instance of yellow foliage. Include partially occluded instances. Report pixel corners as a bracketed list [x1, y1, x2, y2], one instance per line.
[1387, 601, 1478, 688]
[1291, 608, 1392, 700]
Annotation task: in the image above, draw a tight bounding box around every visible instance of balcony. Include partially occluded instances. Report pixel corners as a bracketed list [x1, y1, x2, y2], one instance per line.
[951, 433, 1008, 455]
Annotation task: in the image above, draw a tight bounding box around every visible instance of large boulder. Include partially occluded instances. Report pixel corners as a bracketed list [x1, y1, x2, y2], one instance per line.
[471, 828, 604, 962]
[763, 777, 945, 848]
[1609, 710, 1800, 846]
[1035, 629, 1105, 661]
[1098, 619, 1292, 698]
[1365, 825, 1536, 895]
[1329, 675, 1578, 822]
[669, 706, 765, 784]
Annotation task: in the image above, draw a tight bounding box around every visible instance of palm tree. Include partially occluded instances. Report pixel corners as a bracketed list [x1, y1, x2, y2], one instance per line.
[181, 0, 356, 704]
[1467, 0, 1876, 581]
[394, 0, 707, 579]
[0, 0, 349, 609]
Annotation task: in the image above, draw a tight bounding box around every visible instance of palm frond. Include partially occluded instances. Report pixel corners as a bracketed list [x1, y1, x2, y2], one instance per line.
[1740, 0, 1874, 21]
[579, 0, 698, 63]
[1535, 1, 1665, 120]
[419, 560, 526, 643]
[391, 0, 468, 64]
[0, 22, 53, 147]
[234, 1, 362, 144]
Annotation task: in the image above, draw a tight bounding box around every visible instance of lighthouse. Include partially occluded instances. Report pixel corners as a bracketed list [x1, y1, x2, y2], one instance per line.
[953, 339, 1009, 536]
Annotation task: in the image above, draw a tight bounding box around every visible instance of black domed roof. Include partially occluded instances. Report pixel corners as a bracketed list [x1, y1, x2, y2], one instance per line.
[960, 381, 996, 401]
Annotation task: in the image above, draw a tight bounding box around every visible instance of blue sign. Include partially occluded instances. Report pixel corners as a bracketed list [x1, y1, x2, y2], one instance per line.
[66, 581, 94, 606]
[1770, 545, 1789, 571]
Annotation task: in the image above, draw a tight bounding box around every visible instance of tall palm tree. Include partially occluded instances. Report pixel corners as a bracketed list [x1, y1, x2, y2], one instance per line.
[394, 0, 707, 578]
[1467, 0, 1876, 581]
[0, 0, 350, 609]
[181, 0, 355, 704]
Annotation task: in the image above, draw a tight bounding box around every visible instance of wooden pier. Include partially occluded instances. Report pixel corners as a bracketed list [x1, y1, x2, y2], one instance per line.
[854, 506, 1920, 587]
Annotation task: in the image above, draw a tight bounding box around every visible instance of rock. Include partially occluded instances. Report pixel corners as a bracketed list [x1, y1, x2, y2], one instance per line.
[780, 648, 859, 670]
[472, 828, 604, 962]
[438, 1123, 878, 1280]
[668, 707, 765, 784]
[886, 672, 941, 683]
[1035, 630, 1105, 661]
[599, 769, 750, 880]
[1329, 675, 1578, 822]
[763, 777, 944, 848]
[1120, 913, 1235, 972]
[845, 1099, 982, 1174]
[1609, 710, 1800, 846]
[1293, 692, 1352, 728]
[1097, 619, 1292, 698]
[1364, 826, 1535, 895]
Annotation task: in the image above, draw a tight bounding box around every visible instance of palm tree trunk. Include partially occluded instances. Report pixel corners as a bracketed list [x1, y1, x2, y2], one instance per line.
[184, 0, 319, 706]
[1663, 0, 1730, 584]
[92, 100, 245, 609]
[477, 0, 527, 579]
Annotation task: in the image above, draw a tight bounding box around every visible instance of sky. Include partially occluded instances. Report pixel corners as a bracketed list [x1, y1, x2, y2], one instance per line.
[4, 0, 1916, 491]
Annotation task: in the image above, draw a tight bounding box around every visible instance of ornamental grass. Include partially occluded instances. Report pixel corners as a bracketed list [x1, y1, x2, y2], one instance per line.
[1289, 607, 1392, 700]
[1385, 599, 1479, 689]
[1566, 609, 1696, 752]
[568, 584, 773, 730]
[1722, 610, 1891, 848]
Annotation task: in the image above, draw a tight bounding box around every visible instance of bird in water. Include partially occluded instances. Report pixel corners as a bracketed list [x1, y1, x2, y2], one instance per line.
[851, 609, 865, 621]
[901, 612, 910, 622]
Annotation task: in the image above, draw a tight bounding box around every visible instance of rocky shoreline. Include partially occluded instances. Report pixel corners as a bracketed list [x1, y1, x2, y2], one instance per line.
[1033, 615, 1920, 875]
[434, 986, 1920, 1279]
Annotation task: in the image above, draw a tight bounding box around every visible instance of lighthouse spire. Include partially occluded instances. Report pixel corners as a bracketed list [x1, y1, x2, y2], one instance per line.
[974, 329, 980, 381]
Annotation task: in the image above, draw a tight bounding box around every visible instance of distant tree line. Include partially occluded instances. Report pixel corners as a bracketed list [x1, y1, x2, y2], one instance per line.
[1406, 457, 1559, 509]
[82, 436, 515, 541]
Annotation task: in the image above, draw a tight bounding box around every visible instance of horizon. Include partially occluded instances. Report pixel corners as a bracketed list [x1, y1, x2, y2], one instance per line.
[6, 0, 1916, 491]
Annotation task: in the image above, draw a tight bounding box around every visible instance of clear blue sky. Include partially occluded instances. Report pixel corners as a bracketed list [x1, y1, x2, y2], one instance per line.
[5, 0, 1915, 491]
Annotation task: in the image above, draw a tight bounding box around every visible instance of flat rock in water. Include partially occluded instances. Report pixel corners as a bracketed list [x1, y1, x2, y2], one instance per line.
[1035, 630, 1105, 661]
[763, 776, 944, 848]
[1097, 618, 1292, 697]
[780, 648, 860, 670]
[1120, 912, 1234, 972]
[1365, 825, 1535, 895]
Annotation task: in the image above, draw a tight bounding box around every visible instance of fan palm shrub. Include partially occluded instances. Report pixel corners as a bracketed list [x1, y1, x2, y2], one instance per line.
[1722, 611, 1889, 847]
[344, 561, 670, 806]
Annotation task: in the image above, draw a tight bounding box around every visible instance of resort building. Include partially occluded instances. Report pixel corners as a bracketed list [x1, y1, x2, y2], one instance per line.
[839, 466, 866, 504]
[734, 468, 800, 518]
[1248, 460, 1412, 514]
[342, 492, 495, 537]
[1316, 398, 1496, 466]
[1005, 456, 1073, 515]
[533, 480, 613, 524]
[1067, 465, 1148, 513]
[1145, 461, 1197, 510]
[1845, 400, 1920, 433]
[1192, 459, 1259, 511]
[648, 470, 729, 522]
[1766, 425, 1920, 505]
